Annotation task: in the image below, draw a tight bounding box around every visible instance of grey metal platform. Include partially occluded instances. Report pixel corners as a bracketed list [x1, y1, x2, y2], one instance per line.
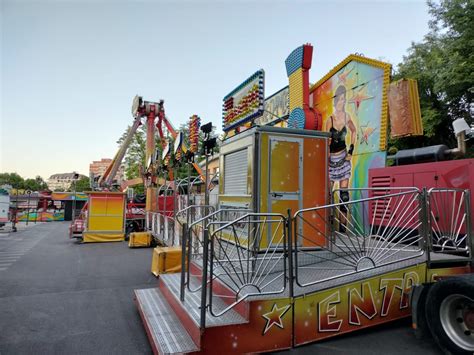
[203, 248, 471, 302]
[135, 288, 199, 354]
[160, 273, 248, 327]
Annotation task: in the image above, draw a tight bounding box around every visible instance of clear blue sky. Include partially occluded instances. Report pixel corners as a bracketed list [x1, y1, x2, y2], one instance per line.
[1, 0, 430, 179]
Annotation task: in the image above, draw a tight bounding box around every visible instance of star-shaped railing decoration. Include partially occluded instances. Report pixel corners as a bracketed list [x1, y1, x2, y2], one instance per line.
[262, 303, 291, 335]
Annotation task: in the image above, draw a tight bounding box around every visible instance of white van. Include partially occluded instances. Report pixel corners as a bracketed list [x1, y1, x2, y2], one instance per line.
[0, 192, 10, 228]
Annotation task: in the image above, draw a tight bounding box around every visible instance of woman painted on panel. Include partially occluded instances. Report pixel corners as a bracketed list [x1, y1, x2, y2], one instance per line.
[325, 85, 357, 230]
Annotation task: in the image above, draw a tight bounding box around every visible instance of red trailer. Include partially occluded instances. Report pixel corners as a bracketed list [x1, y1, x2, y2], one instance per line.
[369, 158, 474, 251]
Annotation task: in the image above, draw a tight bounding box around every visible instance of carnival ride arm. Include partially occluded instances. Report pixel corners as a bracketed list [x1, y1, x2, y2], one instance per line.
[98, 117, 142, 188]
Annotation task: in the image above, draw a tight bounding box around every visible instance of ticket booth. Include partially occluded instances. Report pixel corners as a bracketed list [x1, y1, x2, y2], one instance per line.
[219, 126, 329, 247]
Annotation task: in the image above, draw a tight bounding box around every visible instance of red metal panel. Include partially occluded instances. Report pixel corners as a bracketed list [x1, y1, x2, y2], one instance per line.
[369, 158, 474, 230]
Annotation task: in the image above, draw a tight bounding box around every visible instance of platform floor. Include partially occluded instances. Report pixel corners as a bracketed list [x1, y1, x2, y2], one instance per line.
[204, 246, 471, 301]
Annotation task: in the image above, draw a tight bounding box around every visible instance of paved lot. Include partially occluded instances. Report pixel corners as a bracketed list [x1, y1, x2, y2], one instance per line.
[0, 222, 155, 354]
[0, 222, 443, 354]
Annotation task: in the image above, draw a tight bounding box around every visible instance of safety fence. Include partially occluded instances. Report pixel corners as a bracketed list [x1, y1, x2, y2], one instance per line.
[171, 188, 472, 328]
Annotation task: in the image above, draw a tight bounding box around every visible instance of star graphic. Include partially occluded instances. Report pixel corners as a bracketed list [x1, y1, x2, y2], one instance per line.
[349, 85, 374, 113]
[337, 65, 354, 85]
[262, 303, 291, 335]
[359, 124, 377, 145]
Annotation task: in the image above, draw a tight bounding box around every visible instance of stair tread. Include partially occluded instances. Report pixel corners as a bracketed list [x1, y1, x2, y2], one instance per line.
[135, 288, 199, 354]
[161, 273, 248, 327]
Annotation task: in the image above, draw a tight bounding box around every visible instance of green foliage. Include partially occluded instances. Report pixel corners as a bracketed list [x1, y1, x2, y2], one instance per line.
[117, 125, 148, 181]
[0, 173, 25, 189]
[0, 173, 47, 191]
[391, 0, 473, 152]
[69, 176, 91, 192]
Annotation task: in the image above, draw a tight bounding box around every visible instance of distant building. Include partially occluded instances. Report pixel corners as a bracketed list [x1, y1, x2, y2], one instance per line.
[89, 158, 125, 185]
[47, 172, 87, 191]
[198, 154, 220, 178]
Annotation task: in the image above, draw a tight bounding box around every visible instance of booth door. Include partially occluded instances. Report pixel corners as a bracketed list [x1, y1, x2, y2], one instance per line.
[267, 137, 303, 246]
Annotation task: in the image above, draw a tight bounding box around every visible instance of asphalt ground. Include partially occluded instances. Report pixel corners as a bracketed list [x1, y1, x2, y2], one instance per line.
[0, 222, 155, 354]
[0, 222, 443, 354]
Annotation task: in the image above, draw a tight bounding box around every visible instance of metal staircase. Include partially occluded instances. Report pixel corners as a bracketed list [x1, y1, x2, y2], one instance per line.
[134, 188, 473, 354]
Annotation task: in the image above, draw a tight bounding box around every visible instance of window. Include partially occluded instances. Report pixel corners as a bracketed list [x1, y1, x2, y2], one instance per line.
[224, 148, 248, 195]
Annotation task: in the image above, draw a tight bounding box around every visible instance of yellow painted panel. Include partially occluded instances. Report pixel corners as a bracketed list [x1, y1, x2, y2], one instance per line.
[289, 69, 304, 110]
[218, 195, 252, 206]
[270, 140, 299, 193]
[302, 137, 328, 247]
[259, 134, 269, 214]
[87, 192, 125, 233]
[90, 196, 107, 214]
[270, 199, 299, 218]
[83, 232, 124, 243]
[261, 199, 299, 248]
[89, 216, 123, 231]
[294, 263, 426, 344]
[106, 196, 125, 215]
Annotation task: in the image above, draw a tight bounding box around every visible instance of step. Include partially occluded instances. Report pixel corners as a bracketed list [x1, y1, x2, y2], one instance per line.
[189, 258, 287, 303]
[134, 288, 199, 354]
[188, 261, 250, 318]
[160, 273, 248, 329]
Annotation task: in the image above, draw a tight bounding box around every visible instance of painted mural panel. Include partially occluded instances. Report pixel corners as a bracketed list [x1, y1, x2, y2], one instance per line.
[17, 211, 65, 221]
[294, 263, 426, 345]
[311, 57, 390, 191]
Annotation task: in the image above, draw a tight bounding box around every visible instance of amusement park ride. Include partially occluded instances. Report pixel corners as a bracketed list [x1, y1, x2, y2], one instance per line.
[70, 96, 207, 242]
[72, 43, 473, 354]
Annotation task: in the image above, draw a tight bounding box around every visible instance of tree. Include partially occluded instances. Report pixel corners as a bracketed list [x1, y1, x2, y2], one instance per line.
[391, 0, 473, 153]
[0, 172, 25, 189]
[69, 176, 91, 192]
[24, 177, 47, 191]
[117, 125, 148, 182]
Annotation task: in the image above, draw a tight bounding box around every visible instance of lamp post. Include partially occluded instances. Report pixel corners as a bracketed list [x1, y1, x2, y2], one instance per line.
[71, 173, 79, 223]
[26, 190, 32, 226]
[200, 122, 217, 211]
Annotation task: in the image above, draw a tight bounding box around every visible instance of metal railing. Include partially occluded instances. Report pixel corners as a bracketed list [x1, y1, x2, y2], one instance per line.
[169, 187, 472, 330]
[147, 211, 176, 246]
[180, 208, 249, 299]
[293, 188, 425, 287]
[203, 213, 288, 321]
[427, 188, 472, 259]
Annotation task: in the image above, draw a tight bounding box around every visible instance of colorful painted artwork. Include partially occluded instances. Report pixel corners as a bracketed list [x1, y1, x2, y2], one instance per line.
[17, 211, 65, 221]
[200, 263, 473, 351]
[51, 192, 88, 201]
[255, 87, 289, 127]
[223, 70, 265, 132]
[293, 264, 426, 345]
[310, 55, 391, 190]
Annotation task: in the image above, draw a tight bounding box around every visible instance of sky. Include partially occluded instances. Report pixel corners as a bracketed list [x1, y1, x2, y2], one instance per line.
[1, 0, 431, 179]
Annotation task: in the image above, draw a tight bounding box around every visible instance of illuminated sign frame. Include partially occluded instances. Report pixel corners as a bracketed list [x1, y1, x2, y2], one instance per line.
[255, 86, 289, 126]
[222, 69, 265, 132]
